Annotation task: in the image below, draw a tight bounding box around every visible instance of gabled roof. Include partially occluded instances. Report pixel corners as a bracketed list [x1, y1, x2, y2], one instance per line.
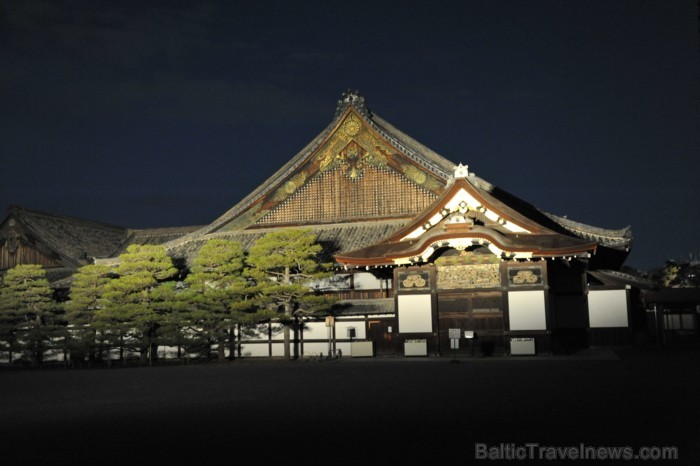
[1, 207, 200, 284]
[588, 269, 654, 290]
[0, 205, 128, 269]
[201, 90, 455, 232]
[336, 168, 600, 267]
[158, 90, 633, 268]
[158, 89, 459, 261]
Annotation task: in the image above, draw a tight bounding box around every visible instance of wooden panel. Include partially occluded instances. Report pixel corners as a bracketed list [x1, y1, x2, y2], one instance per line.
[438, 292, 505, 355]
[0, 242, 59, 270]
[256, 165, 438, 225]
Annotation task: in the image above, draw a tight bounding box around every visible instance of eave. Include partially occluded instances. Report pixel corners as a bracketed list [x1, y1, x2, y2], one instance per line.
[385, 175, 554, 244]
[335, 224, 598, 267]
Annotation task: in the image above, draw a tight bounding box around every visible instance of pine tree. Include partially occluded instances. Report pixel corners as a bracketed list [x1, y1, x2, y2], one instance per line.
[64, 264, 112, 364]
[101, 244, 178, 365]
[0, 264, 62, 366]
[0, 276, 21, 363]
[149, 280, 182, 359]
[245, 229, 335, 360]
[183, 239, 250, 361]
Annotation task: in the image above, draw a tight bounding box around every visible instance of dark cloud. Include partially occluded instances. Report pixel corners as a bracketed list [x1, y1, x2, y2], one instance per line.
[1, 0, 699, 270]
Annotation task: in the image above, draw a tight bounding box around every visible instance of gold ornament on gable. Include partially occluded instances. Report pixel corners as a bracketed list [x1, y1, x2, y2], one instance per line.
[400, 163, 441, 191]
[273, 170, 308, 201]
[342, 113, 362, 137]
[317, 113, 391, 179]
[509, 268, 542, 286]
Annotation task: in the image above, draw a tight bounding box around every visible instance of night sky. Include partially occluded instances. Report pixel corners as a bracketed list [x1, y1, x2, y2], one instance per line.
[1, 0, 698, 272]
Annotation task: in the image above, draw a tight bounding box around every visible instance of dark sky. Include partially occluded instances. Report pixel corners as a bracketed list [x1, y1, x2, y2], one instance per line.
[1, 0, 698, 272]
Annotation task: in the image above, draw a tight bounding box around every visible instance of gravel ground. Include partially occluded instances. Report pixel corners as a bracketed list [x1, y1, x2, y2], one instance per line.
[1, 347, 698, 465]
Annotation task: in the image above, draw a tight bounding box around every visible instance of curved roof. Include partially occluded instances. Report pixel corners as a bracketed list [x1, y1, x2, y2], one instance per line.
[154, 90, 631, 266]
[1, 205, 128, 268]
[335, 175, 599, 266]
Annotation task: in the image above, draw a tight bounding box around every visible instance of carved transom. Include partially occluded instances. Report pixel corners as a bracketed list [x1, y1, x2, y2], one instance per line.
[338, 141, 368, 179]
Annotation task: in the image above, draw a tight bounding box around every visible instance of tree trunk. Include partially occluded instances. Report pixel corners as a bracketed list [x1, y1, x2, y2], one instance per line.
[283, 324, 291, 359]
[283, 266, 293, 360]
[33, 315, 43, 367]
[283, 302, 293, 359]
[292, 316, 300, 360]
[119, 335, 124, 366]
[217, 327, 226, 361]
[228, 323, 236, 360]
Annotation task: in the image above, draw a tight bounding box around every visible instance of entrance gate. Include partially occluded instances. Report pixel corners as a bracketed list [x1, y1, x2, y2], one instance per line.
[438, 291, 504, 356]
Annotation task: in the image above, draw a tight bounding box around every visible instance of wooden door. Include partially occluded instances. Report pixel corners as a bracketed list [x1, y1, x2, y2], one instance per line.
[438, 292, 504, 355]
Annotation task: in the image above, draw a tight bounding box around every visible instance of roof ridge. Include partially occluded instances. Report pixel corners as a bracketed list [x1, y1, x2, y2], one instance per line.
[8, 205, 126, 231]
[370, 114, 455, 179]
[7, 207, 125, 266]
[542, 211, 632, 243]
[158, 90, 457, 252]
[127, 225, 203, 236]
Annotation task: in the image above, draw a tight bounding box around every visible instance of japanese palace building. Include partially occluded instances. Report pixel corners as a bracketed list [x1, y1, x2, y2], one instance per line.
[1, 90, 644, 358]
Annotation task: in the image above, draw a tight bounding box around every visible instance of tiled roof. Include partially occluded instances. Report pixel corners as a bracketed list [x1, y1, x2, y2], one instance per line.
[588, 270, 654, 290]
[543, 213, 632, 248]
[161, 220, 408, 266]
[371, 114, 456, 180]
[164, 90, 457, 243]
[112, 225, 204, 255]
[334, 298, 395, 316]
[4, 206, 128, 267]
[157, 90, 633, 266]
[3, 90, 634, 275]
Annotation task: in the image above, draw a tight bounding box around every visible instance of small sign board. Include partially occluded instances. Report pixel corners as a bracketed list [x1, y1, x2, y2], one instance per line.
[448, 328, 461, 339]
[450, 339, 459, 349]
[464, 331, 474, 339]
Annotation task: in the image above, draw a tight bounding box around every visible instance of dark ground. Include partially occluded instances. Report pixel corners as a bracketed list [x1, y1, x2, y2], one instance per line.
[1, 348, 698, 465]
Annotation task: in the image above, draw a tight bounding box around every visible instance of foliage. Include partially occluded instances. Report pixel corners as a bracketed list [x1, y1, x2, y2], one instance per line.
[652, 260, 700, 288]
[100, 244, 178, 364]
[0, 232, 342, 365]
[0, 264, 62, 365]
[180, 239, 246, 359]
[64, 264, 113, 362]
[0, 275, 21, 362]
[245, 229, 335, 359]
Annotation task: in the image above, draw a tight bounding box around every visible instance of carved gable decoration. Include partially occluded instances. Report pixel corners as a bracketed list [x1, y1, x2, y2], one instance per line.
[397, 269, 431, 290]
[317, 113, 390, 179]
[508, 267, 543, 286]
[434, 249, 500, 265]
[437, 264, 501, 290]
[253, 110, 443, 226]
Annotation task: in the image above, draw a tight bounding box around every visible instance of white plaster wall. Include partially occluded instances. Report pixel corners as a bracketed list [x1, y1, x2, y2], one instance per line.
[663, 313, 697, 330]
[302, 342, 330, 356]
[508, 290, 547, 330]
[310, 274, 352, 291]
[335, 321, 366, 339]
[398, 294, 433, 333]
[302, 321, 329, 339]
[588, 289, 628, 328]
[270, 343, 285, 356]
[353, 272, 382, 290]
[240, 343, 270, 357]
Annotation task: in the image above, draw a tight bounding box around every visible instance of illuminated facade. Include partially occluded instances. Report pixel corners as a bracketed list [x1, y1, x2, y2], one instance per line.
[1, 90, 643, 357]
[155, 90, 638, 356]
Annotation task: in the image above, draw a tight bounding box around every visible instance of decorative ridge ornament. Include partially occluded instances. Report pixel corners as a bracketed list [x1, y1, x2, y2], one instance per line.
[454, 163, 469, 178]
[335, 89, 371, 118]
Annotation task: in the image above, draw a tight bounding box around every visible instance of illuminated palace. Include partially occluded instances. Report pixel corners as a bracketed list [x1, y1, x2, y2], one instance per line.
[1, 90, 644, 358]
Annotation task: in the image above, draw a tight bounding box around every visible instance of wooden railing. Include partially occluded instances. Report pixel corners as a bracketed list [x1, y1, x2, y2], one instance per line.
[324, 289, 394, 300]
